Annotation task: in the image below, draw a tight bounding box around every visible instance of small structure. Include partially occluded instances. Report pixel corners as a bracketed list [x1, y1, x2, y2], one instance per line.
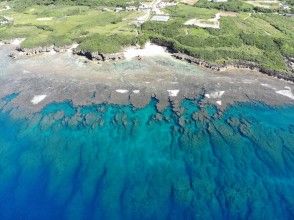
[115, 7, 123, 12]
[151, 15, 170, 22]
[126, 6, 137, 11]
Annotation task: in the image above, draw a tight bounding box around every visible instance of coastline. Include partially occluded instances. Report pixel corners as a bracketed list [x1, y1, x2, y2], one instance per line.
[5, 39, 294, 83]
[0, 39, 293, 119]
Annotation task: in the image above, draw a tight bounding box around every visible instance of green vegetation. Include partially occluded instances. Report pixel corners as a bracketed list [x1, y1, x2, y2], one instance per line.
[0, 1, 293, 75]
[0, 4, 138, 51]
[165, 4, 218, 19]
[196, 0, 254, 12]
[7, 0, 141, 10]
[141, 5, 294, 73]
[78, 33, 136, 53]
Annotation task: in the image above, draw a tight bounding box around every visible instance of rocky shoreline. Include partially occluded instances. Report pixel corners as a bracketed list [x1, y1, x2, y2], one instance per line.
[0, 41, 293, 118]
[171, 53, 294, 82]
[72, 49, 124, 62]
[3, 39, 294, 82]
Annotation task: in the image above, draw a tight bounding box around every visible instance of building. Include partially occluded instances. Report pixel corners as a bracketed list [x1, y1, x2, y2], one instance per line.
[126, 6, 137, 11]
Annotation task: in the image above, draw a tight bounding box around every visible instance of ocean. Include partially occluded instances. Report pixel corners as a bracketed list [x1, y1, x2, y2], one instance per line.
[0, 94, 293, 219]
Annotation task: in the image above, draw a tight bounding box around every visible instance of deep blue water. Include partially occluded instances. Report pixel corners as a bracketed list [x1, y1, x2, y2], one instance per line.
[0, 95, 293, 220]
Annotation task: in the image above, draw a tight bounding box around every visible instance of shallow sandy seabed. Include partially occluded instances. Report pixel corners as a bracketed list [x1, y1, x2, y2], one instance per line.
[0, 44, 293, 119]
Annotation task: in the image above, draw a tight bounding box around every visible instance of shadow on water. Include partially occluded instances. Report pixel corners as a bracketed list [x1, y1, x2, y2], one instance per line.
[0, 97, 293, 220]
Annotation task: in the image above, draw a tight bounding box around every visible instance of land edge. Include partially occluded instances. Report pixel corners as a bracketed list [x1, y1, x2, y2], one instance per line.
[3, 39, 294, 82]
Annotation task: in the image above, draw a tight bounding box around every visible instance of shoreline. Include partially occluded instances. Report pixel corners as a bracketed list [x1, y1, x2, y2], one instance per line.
[0, 39, 293, 119]
[3, 39, 294, 82]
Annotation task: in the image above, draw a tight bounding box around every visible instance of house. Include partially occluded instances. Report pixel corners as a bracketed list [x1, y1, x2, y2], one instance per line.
[126, 6, 137, 11]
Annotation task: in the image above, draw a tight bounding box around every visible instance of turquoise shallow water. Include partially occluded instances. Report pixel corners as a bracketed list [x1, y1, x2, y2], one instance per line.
[0, 95, 293, 220]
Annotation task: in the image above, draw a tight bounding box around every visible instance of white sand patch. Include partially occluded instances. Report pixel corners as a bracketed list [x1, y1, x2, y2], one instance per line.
[205, 91, 225, 99]
[48, 49, 56, 55]
[23, 70, 30, 74]
[184, 13, 220, 29]
[69, 43, 79, 50]
[145, 82, 150, 84]
[276, 87, 294, 100]
[167, 90, 179, 97]
[0, 5, 11, 11]
[36, 17, 53, 21]
[124, 42, 170, 60]
[216, 100, 222, 106]
[11, 38, 25, 46]
[261, 83, 276, 90]
[31, 95, 47, 105]
[115, 89, 129, 94]
[133, 90, 140, 94]
[171, 82, 178, 84]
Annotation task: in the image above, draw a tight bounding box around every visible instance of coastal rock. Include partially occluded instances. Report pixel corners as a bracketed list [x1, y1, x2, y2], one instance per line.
[73, 49, 124, 61]
[172, 53, 294, 82]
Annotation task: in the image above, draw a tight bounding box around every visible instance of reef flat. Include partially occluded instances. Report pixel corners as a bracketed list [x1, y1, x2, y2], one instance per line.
[0, 43, 293, 119]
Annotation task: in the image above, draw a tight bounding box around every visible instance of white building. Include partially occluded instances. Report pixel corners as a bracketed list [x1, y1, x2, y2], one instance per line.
[126, 6, 137, 11]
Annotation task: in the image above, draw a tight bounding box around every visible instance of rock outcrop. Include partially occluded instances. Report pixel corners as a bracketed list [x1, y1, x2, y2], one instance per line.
[172, 53, 294, 82]
[73, 49, 124, 61]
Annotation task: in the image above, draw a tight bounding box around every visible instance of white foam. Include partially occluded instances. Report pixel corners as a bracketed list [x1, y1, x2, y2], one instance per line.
[205, 91, 225, 99]
[115, 89, 129, 94]
[31, 95, 47, 104]
[276, 87, 294, 100]
[133, 90, 140, 94]
[167, 90, 179, 97]
[216, 100, 222, 106]
[123, 42, 170, 60]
